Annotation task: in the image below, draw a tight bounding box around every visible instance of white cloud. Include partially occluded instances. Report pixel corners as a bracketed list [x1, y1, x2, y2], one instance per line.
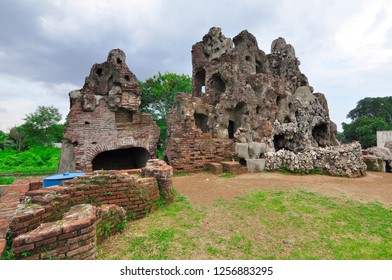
[0, 74, 76, 132]
[334, 0, 392, 69]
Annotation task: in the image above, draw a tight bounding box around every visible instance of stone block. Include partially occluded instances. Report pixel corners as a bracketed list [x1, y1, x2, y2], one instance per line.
[248, 142, 266, 159]
[206, 162, 223, 175]
[221, 161, 241, 174]
[246, 159, 266, 173]
[363, 155, 385, 172]
[235, 143, 249, 159]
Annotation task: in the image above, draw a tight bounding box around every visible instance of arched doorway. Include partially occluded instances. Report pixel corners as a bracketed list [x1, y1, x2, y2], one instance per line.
[92, 147, 150, 170]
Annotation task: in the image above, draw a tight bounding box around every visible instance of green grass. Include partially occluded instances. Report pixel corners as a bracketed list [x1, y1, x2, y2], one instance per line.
[0, 147, 60, 175]
[97, 189, 392, 260]
[219, 173, 236, 178]
[0, 176, 16, 185]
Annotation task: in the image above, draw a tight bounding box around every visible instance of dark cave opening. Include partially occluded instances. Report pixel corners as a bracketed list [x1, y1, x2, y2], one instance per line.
[92, 147, 150, 171]
[228, 120, 235, 139]
[194, 113, 209, 133]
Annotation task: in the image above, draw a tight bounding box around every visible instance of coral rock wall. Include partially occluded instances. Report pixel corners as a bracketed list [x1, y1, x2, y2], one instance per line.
[165, 27, 339, 172]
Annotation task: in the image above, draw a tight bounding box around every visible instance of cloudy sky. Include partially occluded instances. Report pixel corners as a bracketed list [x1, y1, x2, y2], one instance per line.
[0, 0, 391, 132]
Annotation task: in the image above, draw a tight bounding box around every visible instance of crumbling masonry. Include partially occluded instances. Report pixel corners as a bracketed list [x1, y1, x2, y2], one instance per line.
[59, 49, 160, 173]
[164, 27, 366, 176]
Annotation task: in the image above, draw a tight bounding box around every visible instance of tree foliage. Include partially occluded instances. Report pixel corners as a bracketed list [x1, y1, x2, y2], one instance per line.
[342, 117, 391, 149]
[342, 97, 392, 148]
[7, 126, 26, 151]
[139, 72, 192, 147]
[22, 106, 63, 147]
[139, 72, 192, 123]
[347, 97, 392, 123]
[0, 106, 64, 151]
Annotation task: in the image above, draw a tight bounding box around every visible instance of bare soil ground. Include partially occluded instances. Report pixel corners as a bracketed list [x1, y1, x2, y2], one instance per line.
[174, 171, 392, 207]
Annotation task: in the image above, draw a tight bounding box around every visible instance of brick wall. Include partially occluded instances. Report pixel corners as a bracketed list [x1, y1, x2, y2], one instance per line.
[10, 204, 126, 260]
[59, 49, 160, 173]
[9, 170, 159, 239]
[65, 100, 160, 172]
[3, 162, 173, 260]
[164, 96, 235, 171]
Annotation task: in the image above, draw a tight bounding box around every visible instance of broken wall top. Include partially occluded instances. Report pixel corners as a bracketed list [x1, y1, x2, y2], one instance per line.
[69, 48, 142, 112]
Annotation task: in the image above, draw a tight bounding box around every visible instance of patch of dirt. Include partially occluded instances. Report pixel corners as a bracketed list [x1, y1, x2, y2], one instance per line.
[174, 171, 392, 207]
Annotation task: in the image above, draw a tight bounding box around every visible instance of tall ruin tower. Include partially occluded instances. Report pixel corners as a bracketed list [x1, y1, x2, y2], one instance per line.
[59, 49, 160, 172]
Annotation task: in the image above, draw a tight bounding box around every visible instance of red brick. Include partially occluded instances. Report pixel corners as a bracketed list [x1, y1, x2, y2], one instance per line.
[67, 243, 94, 257]
[35, 236, 57, 247]
[80, 226, 94, 234]
[58, 231, 78, 241]
[67, 230, 95, 245]
[108, 198, 129, 204]
[0, 239, 6, 256]
[62, 217, 95, 233]
[12, 235, 26, 247]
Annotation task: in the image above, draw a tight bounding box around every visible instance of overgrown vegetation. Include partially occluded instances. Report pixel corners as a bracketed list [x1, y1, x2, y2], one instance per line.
[0, 147, 60, 174]
[97, 189, 392, 260]
[0, 176, 16, 185]
[0, 105, 64, 151]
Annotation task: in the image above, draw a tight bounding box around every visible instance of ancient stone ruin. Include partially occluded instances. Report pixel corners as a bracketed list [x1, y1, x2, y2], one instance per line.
[59, 49, 160, 173]
[164, 27, 366, 177]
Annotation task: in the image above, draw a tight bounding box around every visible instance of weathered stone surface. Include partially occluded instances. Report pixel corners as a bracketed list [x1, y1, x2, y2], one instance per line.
[363, 155, 385, 172]
[365, 146, 392, 172]
[221, 161, 241, 174]
[246, 159, 266, 173]
[206, 162, 223, 175]
[248, 142, 266, 159]
[165, 27, 339, 172]
[385, 141, 392, 151]
[58, 141, 75, 173]
[366, 146, 392, 161]
[235, 143, 250, 159]
[142, 159, 174, 203]
[60, 49, 160, 172]
[265, 142, 366, 177]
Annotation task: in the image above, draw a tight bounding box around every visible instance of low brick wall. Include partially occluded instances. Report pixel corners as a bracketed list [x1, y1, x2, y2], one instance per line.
[164, 135, 235, 172]
[9, 171, 159, 238]
[2, 160, 173, 260]
[10, 204, 126, 260]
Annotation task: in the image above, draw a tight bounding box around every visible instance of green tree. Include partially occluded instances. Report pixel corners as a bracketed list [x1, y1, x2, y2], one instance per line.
[0, 130, 14, 150]
[347, 97, 392, 123]
[7, 126, 26, 151]
[22, 106, 63, 147]
[0, 130, 6, 149]
[139, 72, 192, 148]
[342, 96, 392, 148]
[342, 117, 392, 149]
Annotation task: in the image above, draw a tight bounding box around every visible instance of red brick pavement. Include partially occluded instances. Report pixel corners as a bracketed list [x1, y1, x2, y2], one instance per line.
[0, 178, 33, 258]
